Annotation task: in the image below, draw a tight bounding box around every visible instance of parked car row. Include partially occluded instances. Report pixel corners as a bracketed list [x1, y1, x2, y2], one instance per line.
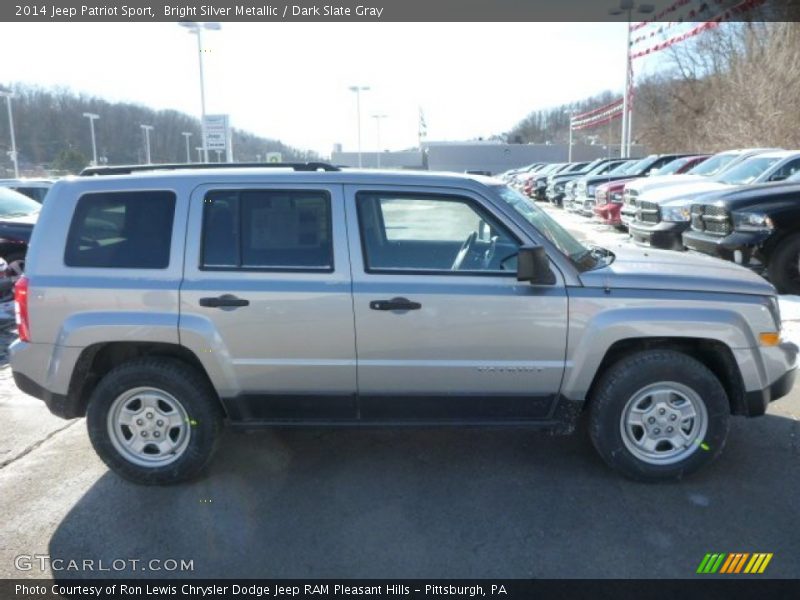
[513, 148, 800, 294]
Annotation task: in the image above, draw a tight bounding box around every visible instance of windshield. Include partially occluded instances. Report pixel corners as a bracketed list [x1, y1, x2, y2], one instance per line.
[494, 185, 604, 270]
[0, 187, 41, 218]
[606, 160, 635, 175]
[617, 155, 655, 175]
[715, 156, 781, 185]
[656, 157, 692, 175]
[687, 152, 737, 176]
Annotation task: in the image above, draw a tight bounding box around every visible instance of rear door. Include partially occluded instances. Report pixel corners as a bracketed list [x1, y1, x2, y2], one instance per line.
[180, 183, 357, 422]
[344, 184, 569, 422]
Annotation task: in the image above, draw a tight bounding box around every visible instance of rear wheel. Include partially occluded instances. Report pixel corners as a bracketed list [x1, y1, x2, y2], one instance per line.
[87, 358, 223, 485]
[589, 350, 729, 482]
[767, 234, 800, 295]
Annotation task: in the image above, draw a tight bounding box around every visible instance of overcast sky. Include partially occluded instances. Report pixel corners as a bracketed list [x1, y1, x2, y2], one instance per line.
[1, 22, 665, 156]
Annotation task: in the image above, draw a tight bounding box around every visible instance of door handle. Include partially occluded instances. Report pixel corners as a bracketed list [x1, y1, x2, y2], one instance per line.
[199, 294, 250, 308]
[369, 297, 422, 311]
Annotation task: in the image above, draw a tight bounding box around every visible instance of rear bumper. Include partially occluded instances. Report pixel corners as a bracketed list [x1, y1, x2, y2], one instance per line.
[629, 221, 688, 251]
[12, 371, 79, 419]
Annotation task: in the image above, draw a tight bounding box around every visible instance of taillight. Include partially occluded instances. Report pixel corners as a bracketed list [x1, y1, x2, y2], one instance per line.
[14, 274, 30, 342]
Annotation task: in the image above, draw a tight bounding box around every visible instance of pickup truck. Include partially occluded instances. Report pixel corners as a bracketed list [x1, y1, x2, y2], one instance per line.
[628, 151, 800, 250]
[683, 178, 800, 294]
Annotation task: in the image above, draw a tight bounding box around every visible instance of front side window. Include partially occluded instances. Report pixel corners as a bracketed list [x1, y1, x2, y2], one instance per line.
[64, 191, 175, 268]
[357, 192, 519, 273]
[202, 189, 332, 271]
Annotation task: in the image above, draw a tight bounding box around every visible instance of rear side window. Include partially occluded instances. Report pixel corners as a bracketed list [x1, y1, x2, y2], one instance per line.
[201, 189, 332, 271]
[64, 191, 176, 268]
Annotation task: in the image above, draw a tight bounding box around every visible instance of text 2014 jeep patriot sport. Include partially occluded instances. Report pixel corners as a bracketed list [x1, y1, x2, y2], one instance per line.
[10, 163, 798, 484]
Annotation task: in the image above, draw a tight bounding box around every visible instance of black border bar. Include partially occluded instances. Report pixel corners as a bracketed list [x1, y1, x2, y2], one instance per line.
[3, 0, 796, 22]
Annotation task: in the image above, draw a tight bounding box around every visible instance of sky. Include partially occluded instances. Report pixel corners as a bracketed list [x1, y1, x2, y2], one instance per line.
[0, 22, 653, 156]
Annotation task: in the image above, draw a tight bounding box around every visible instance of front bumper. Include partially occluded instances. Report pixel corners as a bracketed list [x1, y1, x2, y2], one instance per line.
[742, 339, 798, 416]
[629, 220, 689, 251]
[593, 203, 622, 225]
[682, 229, 771, 268]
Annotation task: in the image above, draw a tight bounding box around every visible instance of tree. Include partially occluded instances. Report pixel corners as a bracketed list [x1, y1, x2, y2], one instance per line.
[52, 148, 88, 174]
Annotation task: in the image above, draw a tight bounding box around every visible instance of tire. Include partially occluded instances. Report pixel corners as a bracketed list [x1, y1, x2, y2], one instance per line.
[767, 234, 800, 295]
[3, 252, 25, 283]
[589, 350, 730, 482]
[86, 357, 223, 485]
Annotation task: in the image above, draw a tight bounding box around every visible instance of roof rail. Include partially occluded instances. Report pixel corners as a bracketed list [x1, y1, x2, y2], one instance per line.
[79, 162, 341, 176]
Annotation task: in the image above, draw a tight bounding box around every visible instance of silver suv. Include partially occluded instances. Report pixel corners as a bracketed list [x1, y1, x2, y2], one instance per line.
[10, 163, 797, 484]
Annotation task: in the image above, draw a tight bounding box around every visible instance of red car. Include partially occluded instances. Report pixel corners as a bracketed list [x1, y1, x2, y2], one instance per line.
[593, 179, 633, 227]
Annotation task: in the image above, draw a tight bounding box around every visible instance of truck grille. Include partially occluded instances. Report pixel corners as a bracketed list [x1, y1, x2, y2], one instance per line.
[690, 205, 731, 235]
[636, 200, 660, 224]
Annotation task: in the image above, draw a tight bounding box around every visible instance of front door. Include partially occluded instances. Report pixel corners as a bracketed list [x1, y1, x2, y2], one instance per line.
[180, 183, 357, 422]
[344, 185, 569, 422]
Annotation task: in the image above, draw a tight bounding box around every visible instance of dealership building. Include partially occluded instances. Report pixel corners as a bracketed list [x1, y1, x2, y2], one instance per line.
[330, 141, 644, 174]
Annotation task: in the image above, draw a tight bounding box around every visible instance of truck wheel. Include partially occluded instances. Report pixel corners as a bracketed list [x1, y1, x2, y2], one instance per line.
[767, 234, 800, 295]
[589, 350, 729, 482]
[86, 357, 223, 485]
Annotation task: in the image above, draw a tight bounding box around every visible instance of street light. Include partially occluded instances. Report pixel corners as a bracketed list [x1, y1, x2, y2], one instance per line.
[609, 1, 654, 157]
[181, 131, 193, 163]
[0, 89, 19, 178]
[83, 113, 100, 166]
[348, 85, 370, 167]
[195, 146, 203, 162]
[179, 21, 221, 163]
[140, 124, 154, 164]
[372, 114, 387, 168]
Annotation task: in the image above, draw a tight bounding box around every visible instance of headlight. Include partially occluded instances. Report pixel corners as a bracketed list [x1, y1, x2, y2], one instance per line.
[554, 182, 565, 192]
[610, 192, 623, 202]
[662, 205, 691, 222]
[586, 185, 596, 196]
[733, 211, 774, 232]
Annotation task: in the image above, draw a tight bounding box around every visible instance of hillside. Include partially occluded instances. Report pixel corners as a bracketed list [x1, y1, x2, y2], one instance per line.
[0, 85, 318, 175]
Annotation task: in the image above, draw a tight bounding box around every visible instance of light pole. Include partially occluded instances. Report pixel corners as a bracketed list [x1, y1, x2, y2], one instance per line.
[82, 113, 100, 166]
[348, 85, 370, 167]
[565, 109, 578, 162]
[0, 89, 19, 178]
[372, 114, 387, 168]
[179, 21, 221, 163]
[195, 146, 203, 162]
[140, 124, 153, 164]
[181, 131, 193, 163]
[609, 1, 653, 157]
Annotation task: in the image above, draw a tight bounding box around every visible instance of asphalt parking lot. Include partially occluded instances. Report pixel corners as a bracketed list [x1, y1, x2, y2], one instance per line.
[0, 212, 799, 580]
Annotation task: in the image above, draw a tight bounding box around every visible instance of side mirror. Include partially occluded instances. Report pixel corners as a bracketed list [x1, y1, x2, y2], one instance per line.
[517, 245, 556, 285]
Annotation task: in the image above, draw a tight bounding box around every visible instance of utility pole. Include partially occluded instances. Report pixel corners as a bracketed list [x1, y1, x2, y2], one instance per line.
[140, 124, 154, 164]
[83, 113, 100, 166]
[372, 114, 387, 168]
[0, 89, 19, 178]
[348, 85, 370, 167]
[182, 132, 192, 163]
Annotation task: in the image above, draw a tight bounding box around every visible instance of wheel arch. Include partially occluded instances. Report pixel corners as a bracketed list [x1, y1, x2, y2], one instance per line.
[584, 337, 747, 416]
[67, 342, 226, 418]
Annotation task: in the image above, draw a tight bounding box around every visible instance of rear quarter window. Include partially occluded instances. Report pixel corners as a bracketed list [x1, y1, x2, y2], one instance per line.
[64, 191, 176, 268]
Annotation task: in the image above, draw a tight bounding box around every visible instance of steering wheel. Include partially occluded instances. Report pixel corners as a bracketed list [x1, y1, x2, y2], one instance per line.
[451, 231, 478, 271]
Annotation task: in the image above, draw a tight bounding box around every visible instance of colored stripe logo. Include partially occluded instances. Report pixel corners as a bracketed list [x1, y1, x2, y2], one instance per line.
[697, 553, 773, 574]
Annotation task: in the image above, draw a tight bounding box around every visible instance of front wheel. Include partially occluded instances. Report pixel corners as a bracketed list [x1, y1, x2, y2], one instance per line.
[589, 350, 729, 482]
[87, 358, 223, 485]
[767, 234, 800, 295]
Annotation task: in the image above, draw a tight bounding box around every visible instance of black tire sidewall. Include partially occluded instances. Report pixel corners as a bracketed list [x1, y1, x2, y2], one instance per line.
[589, 350, 730, 482]
[86, 358, 222, 485]
[768, 234, 800, 295]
